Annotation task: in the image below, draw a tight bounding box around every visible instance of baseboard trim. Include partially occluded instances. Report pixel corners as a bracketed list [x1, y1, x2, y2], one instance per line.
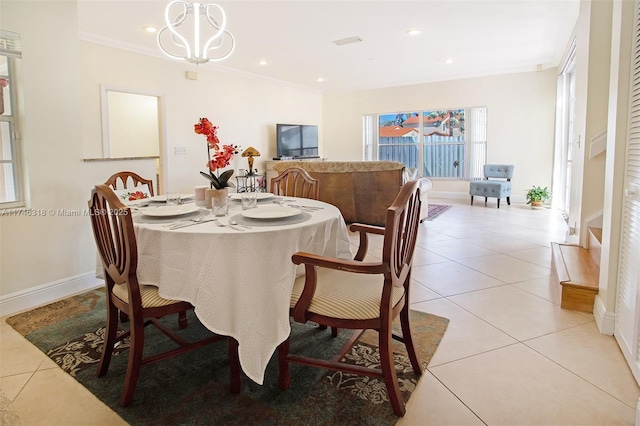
[0, 272, 102, 317]
[593, 295, 615, 335]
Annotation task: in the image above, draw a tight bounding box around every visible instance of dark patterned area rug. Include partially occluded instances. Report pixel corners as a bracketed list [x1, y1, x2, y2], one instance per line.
[6, 289, 448, 425]
[426, 204, 452, 221]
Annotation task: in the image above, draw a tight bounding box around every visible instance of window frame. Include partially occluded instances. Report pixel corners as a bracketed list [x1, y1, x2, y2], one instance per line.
[364, 106, 487, 180]
[0, 30, 25, 209]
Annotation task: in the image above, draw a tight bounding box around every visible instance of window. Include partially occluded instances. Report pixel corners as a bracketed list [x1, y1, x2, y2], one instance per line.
[364, 106, 487, 180]
[0, 30, 24, 208]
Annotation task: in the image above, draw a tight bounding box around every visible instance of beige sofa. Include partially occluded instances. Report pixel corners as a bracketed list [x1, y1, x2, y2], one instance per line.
[272, 161, 430, 226]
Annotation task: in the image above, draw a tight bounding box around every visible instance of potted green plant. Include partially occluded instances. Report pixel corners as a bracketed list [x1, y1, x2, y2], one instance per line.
[525, 186, 551, 207]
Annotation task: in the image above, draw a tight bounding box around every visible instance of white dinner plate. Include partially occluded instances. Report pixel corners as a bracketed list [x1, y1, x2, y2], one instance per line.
[230, 193, 274, 201]
[125, 198, 152, 207]
[241, 206, 301, 219]
[149, 194, 195, 202]
[140, 204, 201, 217]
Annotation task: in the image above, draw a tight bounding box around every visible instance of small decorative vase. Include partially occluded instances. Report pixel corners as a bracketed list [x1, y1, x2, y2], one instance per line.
[209, 187, 229, 216]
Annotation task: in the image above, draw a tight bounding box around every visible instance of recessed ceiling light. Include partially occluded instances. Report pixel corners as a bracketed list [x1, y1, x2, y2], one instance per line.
[443, 58, 454, 64]
[259, 60, 268, 66]
[143, 26, 157, 33]
[317, 78, 325, 83]
[406, 29, 422, 36]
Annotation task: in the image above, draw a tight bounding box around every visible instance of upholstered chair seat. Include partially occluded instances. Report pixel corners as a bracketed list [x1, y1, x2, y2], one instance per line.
[290, 269, 406, 320]
[469, 164, 514, 208]
[112, 283, 181, 308]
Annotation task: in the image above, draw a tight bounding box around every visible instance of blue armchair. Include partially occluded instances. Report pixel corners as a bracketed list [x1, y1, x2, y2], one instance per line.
[469, 164, 514, 208]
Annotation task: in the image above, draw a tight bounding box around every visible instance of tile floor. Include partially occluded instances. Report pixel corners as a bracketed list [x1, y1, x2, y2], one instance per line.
[1, 197, 639, 425]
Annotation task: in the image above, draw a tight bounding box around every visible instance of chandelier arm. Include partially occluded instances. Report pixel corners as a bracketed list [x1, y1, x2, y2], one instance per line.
[157, 1, 234, 64]
[162, 1, 193, 60]
[204, 3, 227, 37]
[205, 30, 235, 62]
[157, 27, 187, 61]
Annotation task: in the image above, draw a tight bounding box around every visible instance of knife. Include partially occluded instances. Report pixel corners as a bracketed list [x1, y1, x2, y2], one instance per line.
[169, 218, 216, 229]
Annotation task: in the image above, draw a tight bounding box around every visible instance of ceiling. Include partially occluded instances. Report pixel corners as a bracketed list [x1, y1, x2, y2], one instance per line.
[78, 0, 580, 93]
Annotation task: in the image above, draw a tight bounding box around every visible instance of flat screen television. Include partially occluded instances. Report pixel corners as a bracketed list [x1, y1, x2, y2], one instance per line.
[275, 124, 319, 159]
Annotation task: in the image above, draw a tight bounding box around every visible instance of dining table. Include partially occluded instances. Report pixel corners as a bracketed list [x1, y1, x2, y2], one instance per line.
[129, 193, 353, 385]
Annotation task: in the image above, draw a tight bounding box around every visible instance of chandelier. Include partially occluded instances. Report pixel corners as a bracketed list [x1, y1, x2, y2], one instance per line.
[157, 1, 235, 64]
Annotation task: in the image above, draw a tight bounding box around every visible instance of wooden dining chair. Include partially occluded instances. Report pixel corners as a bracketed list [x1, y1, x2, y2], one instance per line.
[277, 180, 422, 417]
[104, 171, 174, 325]
[88, 184, 238, 407]
[105, 171, 155, 197]
[270, 167, 319, 200]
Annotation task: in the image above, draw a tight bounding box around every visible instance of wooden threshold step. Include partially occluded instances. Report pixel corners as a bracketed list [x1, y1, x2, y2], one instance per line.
[551, 242, 599, 313]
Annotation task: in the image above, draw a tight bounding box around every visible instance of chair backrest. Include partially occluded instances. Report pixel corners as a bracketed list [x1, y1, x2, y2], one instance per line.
[105, 171, 155, 197]
[270, 167, 319, 200]
[89, 184, 143, 307]
[382, 180, 422, 294]
[483, 164, 514, 180]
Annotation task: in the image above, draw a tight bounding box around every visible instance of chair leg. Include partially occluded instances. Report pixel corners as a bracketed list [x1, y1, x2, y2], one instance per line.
[379, 322, 405, 416]
[97, 302, 119, 377]
[319, 324, 339, 336]
[497, 198, 500, 208]
[119, 310, 129, 323]
[399, 305, 421, 375]
[277, 339, 291, 390]
[470, 196, 474, 205]
[119, 317, 145, 407]
[507, 196, 511, 205]
[178, 310, 188, 329]
[229, 338, 241, 393]
[484, 197, 488, 205]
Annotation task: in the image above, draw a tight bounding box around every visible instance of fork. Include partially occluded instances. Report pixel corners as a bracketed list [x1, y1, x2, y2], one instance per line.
[168, 216, 215, 229]
[212, 218, 244, 231]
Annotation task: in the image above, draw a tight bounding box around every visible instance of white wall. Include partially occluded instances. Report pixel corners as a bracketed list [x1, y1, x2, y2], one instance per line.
[323, 69, 558, 201]
[81, 42, 322, 194]
[579, 0, 613, 245]
[0, 1, 92, 299]
[0, 1, 323, 310]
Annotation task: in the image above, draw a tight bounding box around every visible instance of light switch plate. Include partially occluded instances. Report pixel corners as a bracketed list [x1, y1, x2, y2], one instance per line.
[174, 146, 187, 155]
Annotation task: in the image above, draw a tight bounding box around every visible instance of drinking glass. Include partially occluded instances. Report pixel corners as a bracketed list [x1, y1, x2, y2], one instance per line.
[241, 191, 258, 210]
[166, 193, 181, 206]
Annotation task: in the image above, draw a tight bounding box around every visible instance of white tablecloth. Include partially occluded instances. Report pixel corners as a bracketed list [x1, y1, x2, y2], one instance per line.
[132, 197, 352, 384]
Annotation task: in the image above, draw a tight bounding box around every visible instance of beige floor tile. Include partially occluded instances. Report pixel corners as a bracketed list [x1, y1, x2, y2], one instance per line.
[0, 372, 31, 401]
[457, 253, 552, 283]
[412, 261, 506, 296]
[411, 248, 449, 266]
[399, 371, 484, 425]
[423, 223, 494, 240]
[416, 228, 456, 243]
[508, 245, 554, 267]
[418, 238, 498, 260]
[526, 322, 640, 408]
[513, 275, 562, 305]
[0, 323, 50, 377]
[460, 235, 545, 254]
[411, 298, 517, 366]
[12, 368, 127, 425]
[448, 286, 594, 341]
[410, 280, 442, 303]
[430, 344, 637, 425]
